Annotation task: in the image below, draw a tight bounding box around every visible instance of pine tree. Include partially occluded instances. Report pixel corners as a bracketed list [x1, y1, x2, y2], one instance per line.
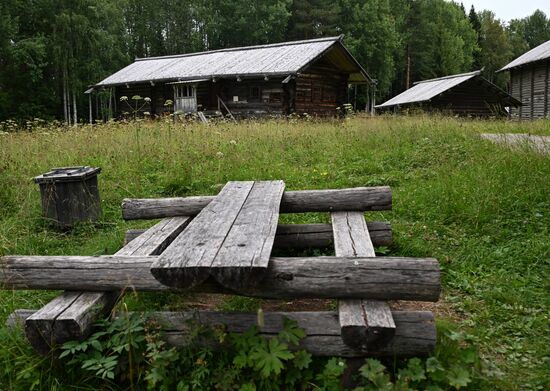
[468, 5, 483, 69]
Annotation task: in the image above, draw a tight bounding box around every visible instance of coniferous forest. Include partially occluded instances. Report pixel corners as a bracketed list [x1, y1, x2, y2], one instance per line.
[1, 0, 550, 122]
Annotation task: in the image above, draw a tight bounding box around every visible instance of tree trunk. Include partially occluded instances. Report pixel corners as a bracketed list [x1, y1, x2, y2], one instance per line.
[72, 89, 77, 126]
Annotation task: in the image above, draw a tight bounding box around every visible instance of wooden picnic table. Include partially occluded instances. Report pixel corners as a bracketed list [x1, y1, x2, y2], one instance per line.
[2, 181, 439, 358]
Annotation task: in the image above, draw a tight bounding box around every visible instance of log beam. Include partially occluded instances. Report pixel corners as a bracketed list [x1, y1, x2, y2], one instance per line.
[8, 310, 436, 358]
[1, 255, 440, 301]
[122, 186, 392, 220]
[124, 222, 393, 249]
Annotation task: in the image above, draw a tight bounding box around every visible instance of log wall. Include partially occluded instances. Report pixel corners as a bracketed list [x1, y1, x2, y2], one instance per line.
[428, 78, 510, 117]
[509, 61, 550, 120]
[295, 60, 349, 116]
[218, 79, 286, 117]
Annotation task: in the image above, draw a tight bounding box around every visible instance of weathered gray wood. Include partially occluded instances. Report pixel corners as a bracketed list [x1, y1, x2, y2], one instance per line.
[332, 212, 395, 351]
[9, 310, 436, 357]
[6, 309, 35, 328]
[25, 291, 118, 355]
[210, 181, 285, 289]
[159, 310, 435, 357]
[122, 186, 392, 220]
[23, 217, 192, 355]
[116, 216, 192, 256]
[125, 221, 393, 249]
[151, 182, 255, 289]
[1, 255, 440, 300]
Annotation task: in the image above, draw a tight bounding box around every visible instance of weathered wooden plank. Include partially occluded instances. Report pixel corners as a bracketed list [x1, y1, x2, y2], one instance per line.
[332, 212, 395, 351]
[125, 221, 393, 249]
[25, 291, 118, 355]
[122, 186, 392, 220]
[9, 310, 436, 357]
[210, 181, 285, 289]
[116, 216, 192, 256]
[1, 255, 440, 300]
[151, 182, 255, 289]
[23, 216, 192, 355]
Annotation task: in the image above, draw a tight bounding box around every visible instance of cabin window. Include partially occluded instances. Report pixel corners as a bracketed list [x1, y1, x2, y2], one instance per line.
[250, 86, 261, 100]
[175, 85, 194, 98]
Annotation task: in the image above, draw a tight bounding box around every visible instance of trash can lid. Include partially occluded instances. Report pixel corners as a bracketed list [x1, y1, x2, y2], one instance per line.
[33, 166, 101, 183]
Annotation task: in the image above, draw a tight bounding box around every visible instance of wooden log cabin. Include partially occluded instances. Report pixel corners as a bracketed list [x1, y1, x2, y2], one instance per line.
[499, 40, 550, 120]
[86, 36, 373, 121]
[375, 70, 520, 117]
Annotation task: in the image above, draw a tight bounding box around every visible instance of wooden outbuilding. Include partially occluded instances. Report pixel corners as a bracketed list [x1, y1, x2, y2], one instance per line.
[499, 40, 550, 120]
[86, 36, 373, 121]
[376, 70, 519, 117]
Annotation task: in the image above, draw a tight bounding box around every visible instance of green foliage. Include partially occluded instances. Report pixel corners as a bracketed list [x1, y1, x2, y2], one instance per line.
[352, 324, 487, 390]
[54, 314, 490, 390]
[0, 117, 549, 389]
[2, 1, 550, 121]
[341, 0, 400, 97]
[61, 312, 148, 385]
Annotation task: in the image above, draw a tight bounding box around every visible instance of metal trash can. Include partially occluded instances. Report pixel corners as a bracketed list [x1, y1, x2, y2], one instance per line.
[33, 166, 102, 229]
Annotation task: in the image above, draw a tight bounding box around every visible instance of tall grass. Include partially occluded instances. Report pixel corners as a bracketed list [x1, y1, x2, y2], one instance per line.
[0, 115, 549, 389]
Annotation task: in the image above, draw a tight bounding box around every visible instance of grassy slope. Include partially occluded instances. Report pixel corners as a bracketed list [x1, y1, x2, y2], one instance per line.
[0, 116, 548, 389]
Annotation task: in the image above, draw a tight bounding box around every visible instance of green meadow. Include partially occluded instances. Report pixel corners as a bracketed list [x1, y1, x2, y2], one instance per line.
[0, 116, 548, 390]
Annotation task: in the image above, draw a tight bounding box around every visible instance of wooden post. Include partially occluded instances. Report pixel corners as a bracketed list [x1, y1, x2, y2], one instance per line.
[88, 93, 92, 124]
[545, 63, 549, 118]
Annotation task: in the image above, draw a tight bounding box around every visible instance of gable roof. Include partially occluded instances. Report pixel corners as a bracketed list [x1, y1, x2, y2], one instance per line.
[95, 36, 371, 87]
[376, 71, 481, 108]
[376, 70, 519, 108]
[500, 40, 550, 72]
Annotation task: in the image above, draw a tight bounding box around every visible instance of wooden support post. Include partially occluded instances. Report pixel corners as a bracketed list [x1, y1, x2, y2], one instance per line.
[122, 186, 392, 220]
[332, 212, 395, 352]
[23, 216, 192, 355]
[124, 221, 393, 249]
[1, 255, 440, 301]
[8, 310, 436, 358]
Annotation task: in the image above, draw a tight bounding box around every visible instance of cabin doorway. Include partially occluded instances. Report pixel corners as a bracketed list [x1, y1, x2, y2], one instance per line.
[174, 85, 197, 113]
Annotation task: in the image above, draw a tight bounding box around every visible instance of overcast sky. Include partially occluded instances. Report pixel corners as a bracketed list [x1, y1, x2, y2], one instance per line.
[451, 0, 550, 22]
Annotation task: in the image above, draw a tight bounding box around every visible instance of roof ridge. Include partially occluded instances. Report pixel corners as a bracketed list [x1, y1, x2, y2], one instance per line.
[414, 70, 481, 84]
[135, 35, 343, 62]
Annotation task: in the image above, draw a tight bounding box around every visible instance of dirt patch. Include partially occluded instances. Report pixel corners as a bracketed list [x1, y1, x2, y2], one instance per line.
[389, 299, 460, 321]
[181, 294, 460, 322]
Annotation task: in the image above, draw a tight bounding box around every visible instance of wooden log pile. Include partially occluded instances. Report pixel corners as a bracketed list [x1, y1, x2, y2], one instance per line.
[2, 184, 441, 359]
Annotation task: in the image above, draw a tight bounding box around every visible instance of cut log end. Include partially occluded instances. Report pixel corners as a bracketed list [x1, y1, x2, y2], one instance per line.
[149, 267, 210, 290]
[340, 324, 397, 352]
[210, 266, 268, 291]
